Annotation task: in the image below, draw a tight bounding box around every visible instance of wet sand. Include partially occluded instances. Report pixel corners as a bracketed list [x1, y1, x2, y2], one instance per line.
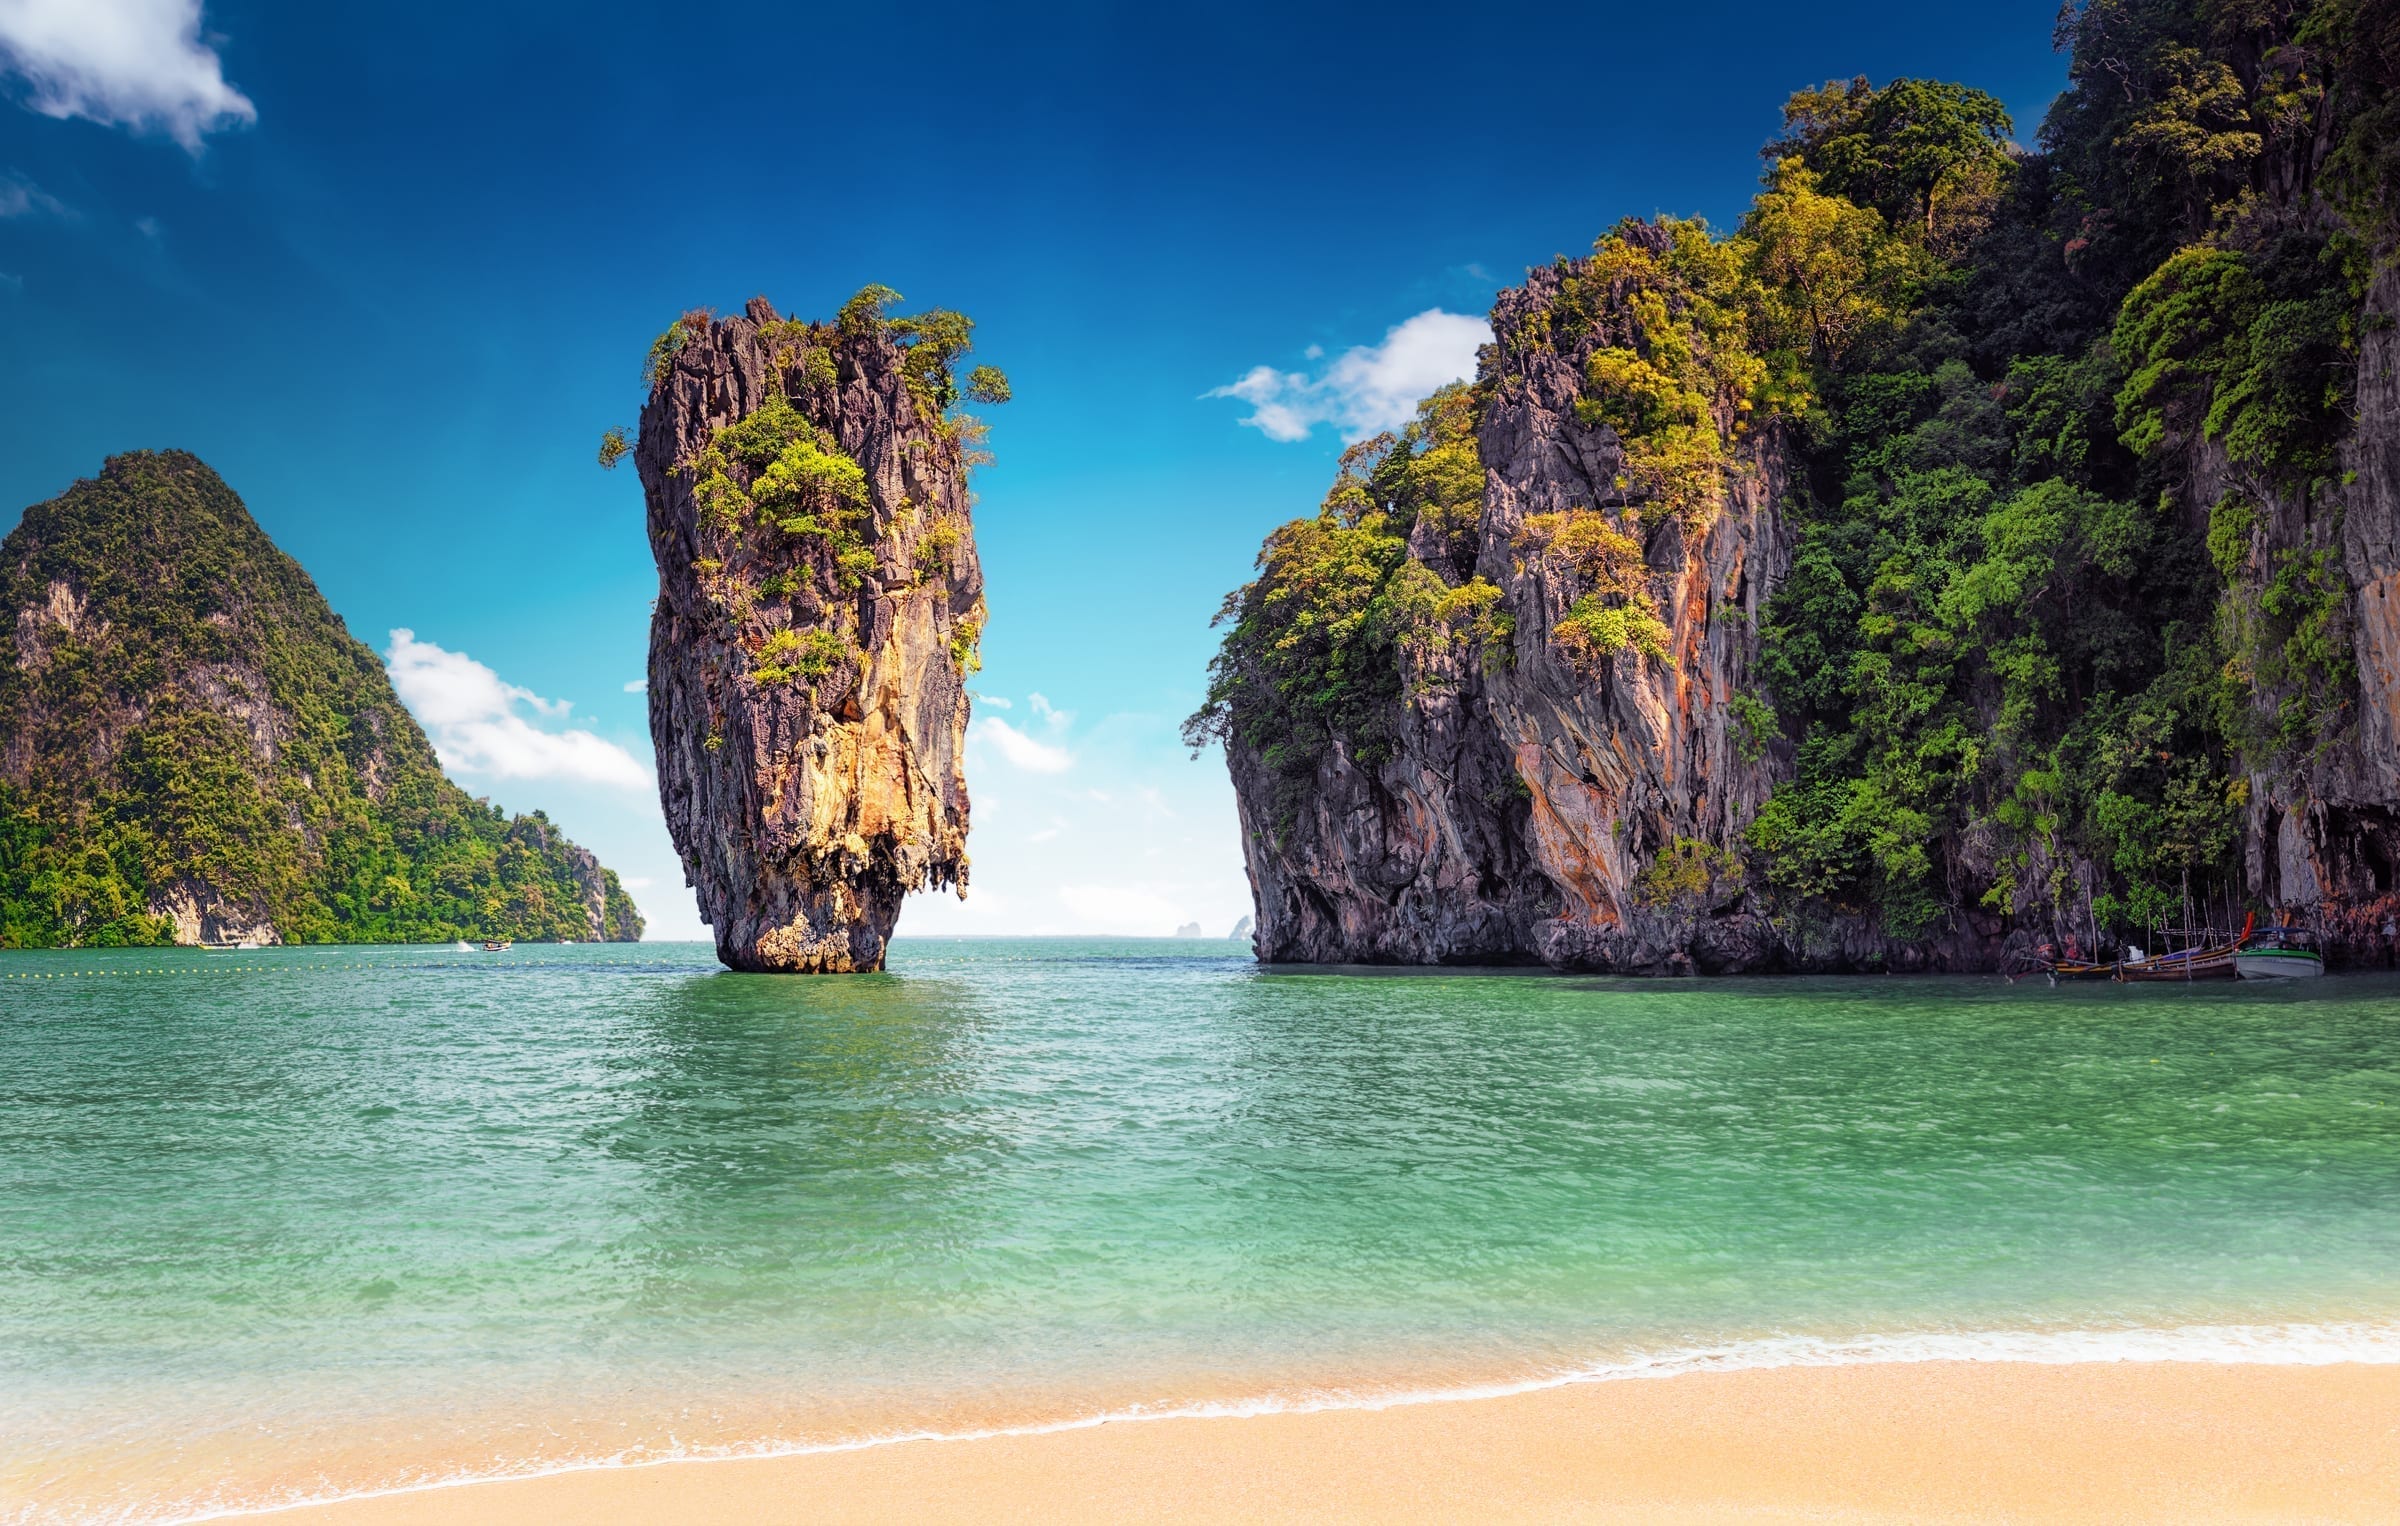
[265, 1358, 2400, 1523]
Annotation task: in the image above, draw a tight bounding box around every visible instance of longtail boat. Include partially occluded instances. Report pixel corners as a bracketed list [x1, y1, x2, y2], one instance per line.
[2115, 912, 2251, 982]
[2046, 959, 2119, 984]
[2115, 943, 2240, 981]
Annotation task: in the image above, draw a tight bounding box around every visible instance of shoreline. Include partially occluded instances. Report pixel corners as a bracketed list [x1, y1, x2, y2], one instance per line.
[231, 1355, 2400, 1524]
[136, 1322, 2400, 1524]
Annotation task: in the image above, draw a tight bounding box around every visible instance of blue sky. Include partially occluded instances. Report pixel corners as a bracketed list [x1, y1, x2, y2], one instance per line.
[0, 0, 2070, 940]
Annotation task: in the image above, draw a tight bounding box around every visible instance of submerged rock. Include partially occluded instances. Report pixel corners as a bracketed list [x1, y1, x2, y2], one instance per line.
[634, 293, 995, 971]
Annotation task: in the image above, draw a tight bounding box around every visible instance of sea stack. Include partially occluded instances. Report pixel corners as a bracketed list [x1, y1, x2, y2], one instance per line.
[634, 291, 995, 971]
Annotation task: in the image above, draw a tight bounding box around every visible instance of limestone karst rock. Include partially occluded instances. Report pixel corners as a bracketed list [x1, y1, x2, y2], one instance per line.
[1199, 227, 1814, 973]
[1200, 188, 2400, 972]
[634, 293, 990, 971]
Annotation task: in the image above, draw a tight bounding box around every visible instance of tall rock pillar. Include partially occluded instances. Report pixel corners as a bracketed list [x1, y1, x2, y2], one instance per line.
[635, 293, 990, 971]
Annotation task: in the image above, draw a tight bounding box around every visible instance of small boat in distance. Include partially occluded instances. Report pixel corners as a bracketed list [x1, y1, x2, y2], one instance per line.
[2235, 926, 2323, 979]
[480, 940, 513, 952]
[202, 938, 263, 952]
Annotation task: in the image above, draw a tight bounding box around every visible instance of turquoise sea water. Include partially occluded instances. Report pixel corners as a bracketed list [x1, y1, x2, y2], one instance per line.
[5, 939, 2400, 1521]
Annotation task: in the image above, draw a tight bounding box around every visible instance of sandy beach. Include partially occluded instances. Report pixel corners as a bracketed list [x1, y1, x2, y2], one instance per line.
[261, 1359, 2400, 1524]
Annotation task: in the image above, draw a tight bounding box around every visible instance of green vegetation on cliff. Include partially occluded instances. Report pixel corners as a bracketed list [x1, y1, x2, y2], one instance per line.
[633, 287, 1008, 693]
[1186, 385, 1506, 828]
[0, 452, 644, 947]
[1196, 0, 2399, 946]
[1752, 0, 2392, 937]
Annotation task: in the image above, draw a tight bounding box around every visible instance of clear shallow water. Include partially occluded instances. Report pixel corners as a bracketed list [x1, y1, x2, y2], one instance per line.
[4, 939, 2399, 1520]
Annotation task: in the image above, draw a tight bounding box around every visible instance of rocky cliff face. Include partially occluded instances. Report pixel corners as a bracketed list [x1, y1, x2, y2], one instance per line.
[1224, 233, 1827, 972]
[635, 294, 987, 972]
[1475, 261, 1799, 970]
[1209, 13, 2400, 974]
[1215, 226, 2394, 974]
[0, 451, 643, 948]
[2242, 258, 2400, 962]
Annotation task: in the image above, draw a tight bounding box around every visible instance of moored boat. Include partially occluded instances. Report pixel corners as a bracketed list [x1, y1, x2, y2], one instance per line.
[1999, 929, 2123, 985]
[2116, 943, 2240, 981]
[2047, 959, 2119, 984]
[2114, 911, 2251, 982]
[2235, 927, 2323, 979]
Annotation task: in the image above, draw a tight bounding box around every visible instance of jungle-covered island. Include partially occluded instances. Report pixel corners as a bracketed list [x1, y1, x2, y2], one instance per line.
[1192, 0, 2400, 972]
[0, 452, 642, 948]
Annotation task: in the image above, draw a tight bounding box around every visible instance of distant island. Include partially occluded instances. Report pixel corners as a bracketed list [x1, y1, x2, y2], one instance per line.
[0, 452, 641, 948]
[1192, 5, 2400, 972]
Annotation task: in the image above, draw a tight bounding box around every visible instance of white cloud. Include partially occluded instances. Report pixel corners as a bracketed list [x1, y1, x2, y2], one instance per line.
[971, 716, 1073, 774]
[973, 692, 1011, 709]
[1208, 309, 1490, 443]
[1028, 691, 1073, 730]
[968, 693, 1077, 773]
[622, 679, 647, 694]
[0, 170, 62, 217]
[383, 628, 651, 791]
[0, 0, 256, 151]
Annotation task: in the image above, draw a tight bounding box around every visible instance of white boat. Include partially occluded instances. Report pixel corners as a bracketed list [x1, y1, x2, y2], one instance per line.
[202, 938, 262, 952]
[2235, 938, 2323, 978]
[2227, 940, 2323, 978]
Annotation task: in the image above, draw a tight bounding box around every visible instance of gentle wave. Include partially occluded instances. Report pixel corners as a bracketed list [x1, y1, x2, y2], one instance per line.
[169, 1319, 2400, 1524]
